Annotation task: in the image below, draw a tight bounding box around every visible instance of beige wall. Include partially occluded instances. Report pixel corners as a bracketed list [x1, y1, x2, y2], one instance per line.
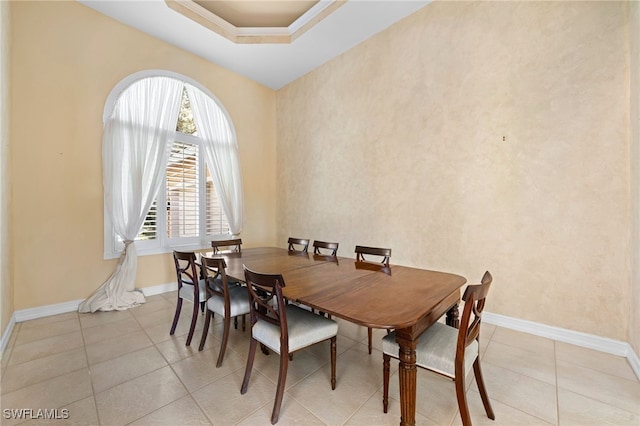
[277, 1, 631, 341]
[1, 0, 12, 337]
[9, 1, 277, 311]
[630, 0, 639, 355]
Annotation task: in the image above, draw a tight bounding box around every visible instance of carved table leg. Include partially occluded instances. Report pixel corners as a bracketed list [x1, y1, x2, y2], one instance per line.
[446, 303, 460, 329]
[395, 331, 417, 426]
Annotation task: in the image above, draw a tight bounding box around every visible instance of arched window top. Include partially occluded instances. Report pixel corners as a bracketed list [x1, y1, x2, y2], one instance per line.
[103, 70, 235, 141]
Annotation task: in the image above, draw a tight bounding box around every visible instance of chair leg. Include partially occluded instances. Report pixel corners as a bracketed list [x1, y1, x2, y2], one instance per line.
[200, 301, 205, 313]
[242, 314, 246, 331]
[217, 314, 232, 368]
[382, 354, 390, 413]
[241, 338, 258, 394]
[170, 298, 183, 335]
[185, 301, 199, 346]
[271, 349, 289, 424]
[330, 336, 336, 390]
[234, 317, 238, 330]
[198, 309, 212, 351]
[368, 327, 373, 354]
[455, 371, 472, 426]
[473, 358, 495, 420]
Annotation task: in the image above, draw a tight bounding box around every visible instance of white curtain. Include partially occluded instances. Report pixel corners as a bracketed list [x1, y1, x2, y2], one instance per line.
[79, 77, 183, 313]
[186, 85, 244, 234]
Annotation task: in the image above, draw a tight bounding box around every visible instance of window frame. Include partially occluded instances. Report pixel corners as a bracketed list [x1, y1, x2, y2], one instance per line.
[102, 70, 237, 260]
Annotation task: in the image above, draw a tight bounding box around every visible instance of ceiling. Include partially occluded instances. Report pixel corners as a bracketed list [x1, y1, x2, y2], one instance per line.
[78, 0, 431, 90]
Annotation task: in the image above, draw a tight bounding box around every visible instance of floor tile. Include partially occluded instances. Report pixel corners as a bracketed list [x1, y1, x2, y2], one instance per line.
[128, 395, 211, 425]
[84, 330, 153, 365]
[79, 309, 133, 329]
[556, 342, 638, 382]
[8, 330, 84, 366]
[192, 369, 274, 425]
[236, 394, 325, 425]
[0, 369, 93, 426]
[171, 345, 245, 392]
[345, 390, 439, 426]
[90, 346, 167, 393]
[15, 318, 81, 346]
[451, 389, 553, 425]
[20, 396, 99, 426]
[94, 366, 187, 426]
[556, 360, 640, 414]
[480, 362, 558, 424]
[489, 327, 554, 356]
[483, 340, 556, 385]
[81, 317, 142, 346]
[1, 347, 87, 394]
[557, 388, 640, 425]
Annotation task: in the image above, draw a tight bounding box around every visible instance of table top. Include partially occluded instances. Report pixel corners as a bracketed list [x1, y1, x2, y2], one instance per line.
[200, 247, 466, 330]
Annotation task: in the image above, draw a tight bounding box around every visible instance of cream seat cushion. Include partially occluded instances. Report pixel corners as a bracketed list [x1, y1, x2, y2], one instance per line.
[178, 278, 207, 303]
[252, 304, 338, 354]
[382, 321, 478, 378]
[207, 286, 251, 317]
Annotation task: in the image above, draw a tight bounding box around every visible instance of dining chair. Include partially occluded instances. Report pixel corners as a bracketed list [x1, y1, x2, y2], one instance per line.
[241, 266, 339, 424]
[312, 240, 339, 257]
[354, 245, 392, 354]
[198, 256, 251, 367]
[287, 237, 310, 254]
[211, 237, 242, 254]
[381, 271, 495, 426]
[170, 250, 207, 346]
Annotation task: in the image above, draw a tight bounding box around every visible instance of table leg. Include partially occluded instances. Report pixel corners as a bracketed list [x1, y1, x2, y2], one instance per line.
[395, 332, 417, 426]
[446, 303, 460, 328]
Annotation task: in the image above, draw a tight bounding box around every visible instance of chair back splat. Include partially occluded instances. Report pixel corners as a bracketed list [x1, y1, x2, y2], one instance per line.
[211, 237, 242, 254]
[312, 240, 339, 257]
[355, 245, 391, 266]
[287, 237, 310, 254]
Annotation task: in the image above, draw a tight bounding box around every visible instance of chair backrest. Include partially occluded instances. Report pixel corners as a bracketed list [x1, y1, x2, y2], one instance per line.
[211, 238, 242, 254]
[173, 250, 201, 300]
[355, 245, 391, 266]
[456, 271, 493, 367]
[313, 240, 339, 256]
[243, 266, 290, 353]
[200, 256, 231, 301]
[287, 237, 310, 253]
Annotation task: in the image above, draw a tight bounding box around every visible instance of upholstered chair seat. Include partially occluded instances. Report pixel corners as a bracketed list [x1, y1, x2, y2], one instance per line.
[253, 304, 339, 354]
[382, 322, 478, 378]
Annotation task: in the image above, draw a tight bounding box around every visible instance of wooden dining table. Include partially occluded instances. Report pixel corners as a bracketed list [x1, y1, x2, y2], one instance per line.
[200, 246, 466, 426]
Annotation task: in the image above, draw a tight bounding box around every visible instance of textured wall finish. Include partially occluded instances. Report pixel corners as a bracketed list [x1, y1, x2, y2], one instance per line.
[10, 1, 277, 310]
[277, 1, 630, 340]
[630, 0, 639, 355]
[1, 0, 12, 335]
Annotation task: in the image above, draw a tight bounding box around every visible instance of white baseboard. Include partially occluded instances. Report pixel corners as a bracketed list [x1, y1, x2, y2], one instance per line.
[1, 291, 639, 380]
[0, 312, 15, 359]
[484, 312, 640, 380]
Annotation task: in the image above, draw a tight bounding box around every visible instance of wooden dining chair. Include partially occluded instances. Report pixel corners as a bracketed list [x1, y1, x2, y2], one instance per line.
[198, 256, 250, 367]
[211, 237, 242, 254]
[312, 240, 339, 257]
[241, 266, 339, 424]
[170, 250, 207, 346]
[354, 245, 392, 354]
[381, 271, 495, 426]
[287, 237, 310, 254]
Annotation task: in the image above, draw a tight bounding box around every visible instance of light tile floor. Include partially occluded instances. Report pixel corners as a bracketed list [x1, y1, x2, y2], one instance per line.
[1, 292, 638, 426]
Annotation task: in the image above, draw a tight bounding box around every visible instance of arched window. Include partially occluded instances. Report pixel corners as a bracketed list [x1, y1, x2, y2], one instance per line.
[102, 71, 244, 259]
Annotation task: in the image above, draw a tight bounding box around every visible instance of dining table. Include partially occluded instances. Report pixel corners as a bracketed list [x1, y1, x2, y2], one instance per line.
[199, 246, 466, 426]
